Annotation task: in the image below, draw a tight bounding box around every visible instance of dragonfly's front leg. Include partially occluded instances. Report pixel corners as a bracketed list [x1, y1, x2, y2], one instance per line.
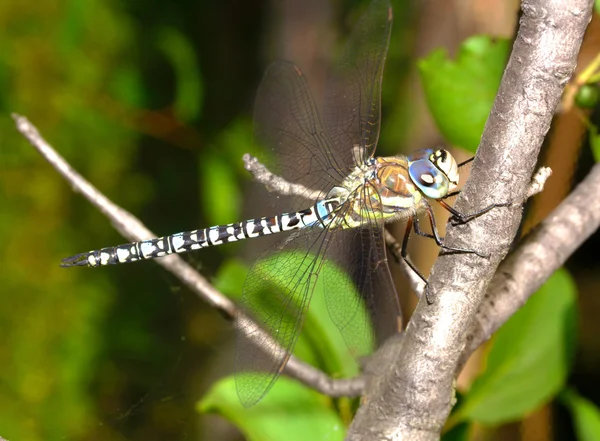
[415, 201, 491, 304]
[438, 199, 509, 226]
[420, 201, 488, 258]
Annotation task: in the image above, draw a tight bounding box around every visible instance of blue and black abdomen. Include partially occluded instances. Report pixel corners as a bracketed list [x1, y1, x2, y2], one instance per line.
[61, 202, 331, 268]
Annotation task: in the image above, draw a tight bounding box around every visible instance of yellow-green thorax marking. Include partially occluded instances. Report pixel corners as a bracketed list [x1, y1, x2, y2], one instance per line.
[322, 148, 459, 229]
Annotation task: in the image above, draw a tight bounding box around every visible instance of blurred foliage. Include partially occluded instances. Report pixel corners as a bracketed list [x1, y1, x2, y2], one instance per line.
[200, 119, 257, 228]
[575, 84, 600, 110]
[449, 269, 578, 427]
[156, 26, 204, 123]
[198, 376, 345, 441]
[561, 389, 600, 441]
[419, 36, 510, 153]
[588, 124, 600, 163]
[573, 54, 600, 164]
[1, 0, 150, 440]
[1, 0, 599, 440]
[442, 422, 470, 441]
[1, 0, 260, 439]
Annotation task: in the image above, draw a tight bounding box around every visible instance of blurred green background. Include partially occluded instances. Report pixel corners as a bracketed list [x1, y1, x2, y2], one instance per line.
[2, 0, 600, 440]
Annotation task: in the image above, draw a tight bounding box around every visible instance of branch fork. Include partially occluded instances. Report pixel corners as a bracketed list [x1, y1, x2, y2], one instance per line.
[11, 0, 598, 436]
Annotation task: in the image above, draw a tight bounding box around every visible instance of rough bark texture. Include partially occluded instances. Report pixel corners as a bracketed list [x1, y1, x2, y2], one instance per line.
[460, 163, 600, 369]
[458, 164, 600, 370]
[347, 0, 593, 439]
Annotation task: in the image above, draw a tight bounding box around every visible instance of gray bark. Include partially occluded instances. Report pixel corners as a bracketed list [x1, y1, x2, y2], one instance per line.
[347, 0, 594, 439]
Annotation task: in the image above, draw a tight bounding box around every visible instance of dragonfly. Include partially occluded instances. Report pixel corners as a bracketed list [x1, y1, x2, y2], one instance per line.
[61, 0, 498, 407]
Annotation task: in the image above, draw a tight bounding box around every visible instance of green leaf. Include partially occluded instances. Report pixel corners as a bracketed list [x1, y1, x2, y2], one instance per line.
[561, 388, 600, 441]
[156, 26, 203, 122]
[596, 0, 600, 15]
[213, 251, 366, 377]
[58, 0, 86, 54]
[419, 36, 510, 153]
[575, 84, 600, 109]
[442, 422, 470, 441]
[110, 65, 145, 108]
[200, 151, 242, 227]
[589, 124, 600, 163]
[453, 269, 578, 425]
[218, 118, 259, 170]
[198, 376, 345, 441]
[247, 251, 369, 377]
[0, 58, 8, 112]
[199, 119, 259, 227]
[213, 258, 248, 301]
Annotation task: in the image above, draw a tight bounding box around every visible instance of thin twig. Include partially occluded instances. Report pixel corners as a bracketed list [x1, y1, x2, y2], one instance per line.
[11, 113, 364, 399]
[526, 166, 553, 199]
[243, 153, 323, 200]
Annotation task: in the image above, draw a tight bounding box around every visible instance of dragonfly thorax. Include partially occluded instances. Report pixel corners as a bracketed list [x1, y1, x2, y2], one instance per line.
[374, 156, 423, 213]
[320, 149, 461, 229]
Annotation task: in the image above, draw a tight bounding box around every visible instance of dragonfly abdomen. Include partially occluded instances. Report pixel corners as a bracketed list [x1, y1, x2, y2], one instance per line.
[60, 201, 333, 268]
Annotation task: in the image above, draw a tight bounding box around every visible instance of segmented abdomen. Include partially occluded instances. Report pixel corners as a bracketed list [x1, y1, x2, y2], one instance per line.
[61, 200, 338, 268]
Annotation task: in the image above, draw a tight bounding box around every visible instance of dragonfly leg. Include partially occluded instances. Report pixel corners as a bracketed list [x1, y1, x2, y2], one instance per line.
[457, 157, 474, 168]
[423, 201, 489, 258]
[412, 215, 435, 240]
[398, 217, 433, 304]
[442, 190, 461, 200]
[438, 199, 509, 226]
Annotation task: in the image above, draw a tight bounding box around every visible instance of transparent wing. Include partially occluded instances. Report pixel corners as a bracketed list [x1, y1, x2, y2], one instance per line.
[235, 226, 330, 407]
[254, 0, 392, 192]
[323, 183, 401, 358]
[238, 0, 397, 406]
[234, 205, 400, 407]
[254, 61, 346, 205]
[323, 0, 392, 166]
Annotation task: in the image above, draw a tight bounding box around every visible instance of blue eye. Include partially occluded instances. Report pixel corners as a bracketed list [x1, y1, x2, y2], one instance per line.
[408, 159, 449, 199]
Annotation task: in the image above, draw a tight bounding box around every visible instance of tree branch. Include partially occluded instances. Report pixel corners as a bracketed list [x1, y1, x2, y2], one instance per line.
[459, 162, 600, 369]
[347, 0, 594, 439]
[14, 0, 595, 430]
[11, 113, 363, 399]
[246, 149, 575, 378]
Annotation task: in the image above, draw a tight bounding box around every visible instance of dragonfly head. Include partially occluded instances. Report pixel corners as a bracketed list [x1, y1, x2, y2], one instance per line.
[408, 149, 459, 199]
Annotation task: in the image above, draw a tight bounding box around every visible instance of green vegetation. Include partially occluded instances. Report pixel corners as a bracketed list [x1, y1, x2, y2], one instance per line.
[2, 1, 599, 440]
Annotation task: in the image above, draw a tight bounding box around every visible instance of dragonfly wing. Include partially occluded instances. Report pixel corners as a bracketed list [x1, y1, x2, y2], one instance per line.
[239, 1, 398, 406]
[234, 226, 330, 407]
[323, 0, 392, 165]
[323, 183, 401, 358]
[254, 60, 344, 203]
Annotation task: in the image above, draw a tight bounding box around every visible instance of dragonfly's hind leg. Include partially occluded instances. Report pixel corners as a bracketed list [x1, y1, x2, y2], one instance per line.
[388, 200, 495, 304]
[394, 217, 432, 303]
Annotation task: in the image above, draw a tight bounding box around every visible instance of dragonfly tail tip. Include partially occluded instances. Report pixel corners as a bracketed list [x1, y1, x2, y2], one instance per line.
[60, 253, 91, 268]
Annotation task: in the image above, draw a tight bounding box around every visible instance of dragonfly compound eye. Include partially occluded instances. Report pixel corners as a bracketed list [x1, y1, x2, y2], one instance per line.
[408, 159, 450, 199]
[430, 149, 459, 191]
